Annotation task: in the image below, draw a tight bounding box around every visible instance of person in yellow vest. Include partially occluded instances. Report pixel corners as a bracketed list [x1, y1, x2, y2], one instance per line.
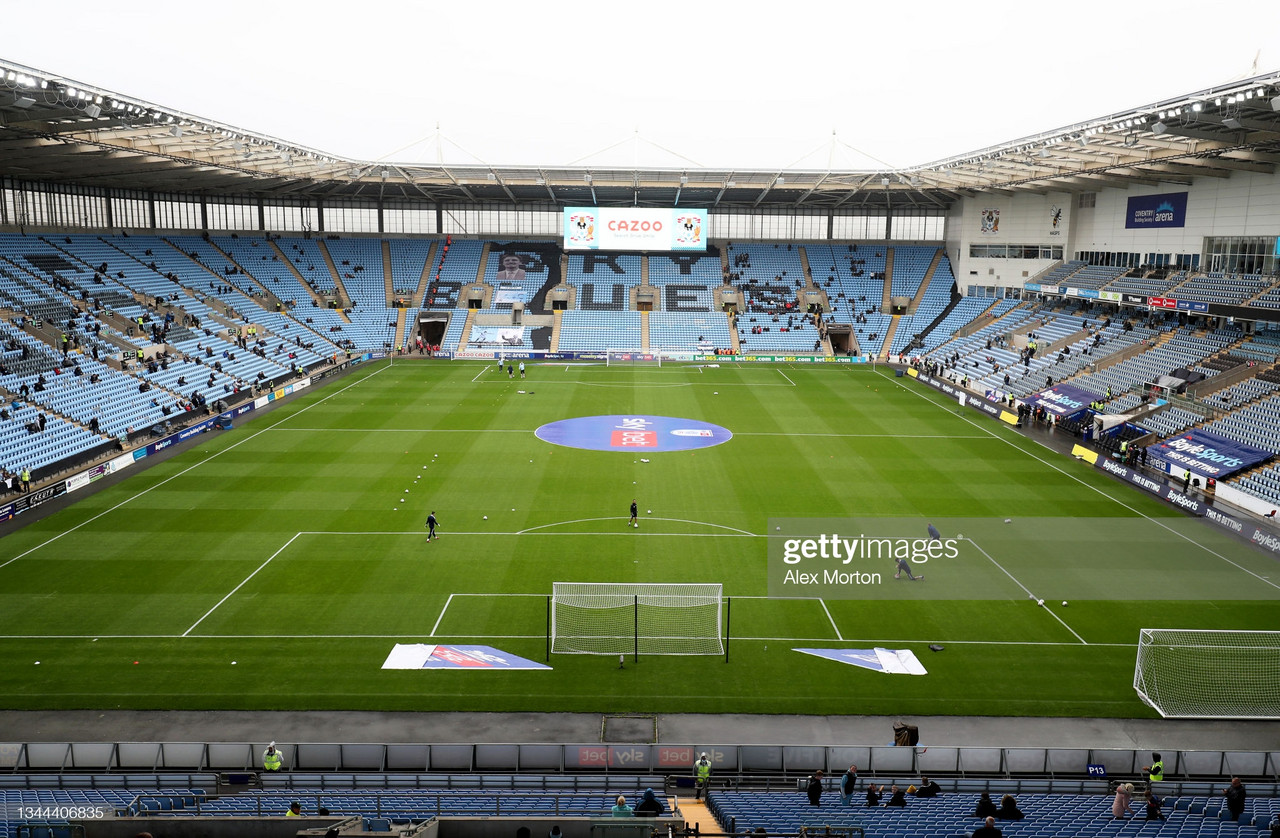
[20, 467, 31, 493]
[285, 801, 301, 817]
[263, 741, 283, 772]
[694, 752, 712, 800]
[1142, 753, 1164, 783]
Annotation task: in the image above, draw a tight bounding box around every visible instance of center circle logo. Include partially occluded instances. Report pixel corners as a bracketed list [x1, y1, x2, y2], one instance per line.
[535, 415, 733, 453]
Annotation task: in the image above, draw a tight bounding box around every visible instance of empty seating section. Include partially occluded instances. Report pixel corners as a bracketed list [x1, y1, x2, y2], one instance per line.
[1037, 260, 1088, 287]
[566, 253, 639, 311]
[912, 297, 1001, 356]
[0, 400, 104, 473]
[387, 239, 434, 301]
[1203, 377, 1280, 411]
[1235, 329, 1280, 362]
[889, 245, 937, 299]
[1199, 394, 1280, 453]
[1139, 406, 1204, 438]
[890, 255, 955, 355]
[1102, 393, 1144, 414]
[274, 238, 331, 297]
[809, 243, 892, 356]
[647, 254, 722, 312]
[558, 311, 640, 351]
[322, 239, 384, 306]
[428, 240, 483, 309]
[1233, 462, 1280, 507]
[1070, 327, 1231, 401]
[1174, 273, 1270, 306]
[318, 239, 403, 348]
[1069, 265, 1128, 290]
[648, 312, 733, 352]
[441, 315, 468, 351]
[930, 309, 1106, 397]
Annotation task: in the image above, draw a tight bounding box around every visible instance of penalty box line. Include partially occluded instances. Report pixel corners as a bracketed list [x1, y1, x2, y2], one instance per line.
[429, 592, 542, 637]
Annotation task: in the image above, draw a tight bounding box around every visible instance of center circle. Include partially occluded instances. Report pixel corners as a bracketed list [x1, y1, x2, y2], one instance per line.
[534, 415, 733, 452]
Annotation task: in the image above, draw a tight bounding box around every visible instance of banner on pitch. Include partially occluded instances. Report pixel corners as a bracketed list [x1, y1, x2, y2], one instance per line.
[794, 648, 927, 675]
[381, 644, 550, 670]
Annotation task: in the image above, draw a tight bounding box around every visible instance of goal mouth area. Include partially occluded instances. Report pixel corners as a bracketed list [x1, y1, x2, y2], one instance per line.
[549, 582, 725, 657]
[1134, 628, 1280, 720]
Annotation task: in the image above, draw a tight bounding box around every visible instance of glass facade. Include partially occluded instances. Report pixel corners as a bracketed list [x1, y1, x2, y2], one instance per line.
[0, 176, 947, 243]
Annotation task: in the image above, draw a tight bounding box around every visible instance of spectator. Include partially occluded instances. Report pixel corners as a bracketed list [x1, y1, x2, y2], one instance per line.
[839, 764, 858, 805]
[1111, 783, 1134, 819]
[913, 776, 941, 798]
[285, 801, 301, 817]
[997, 794, 1024, 820]
[611, 795, 634, 818]
[972, 792, 998, 819]
[806, 770, 823, 806]
[865, 784, 884, 807]
[972, 816, 1002, 838]
[886, 785, 907, 807]
[1144, 789, 1165, 821]
[634, 788, 664, 817]
[1222, 777, 1246, 822]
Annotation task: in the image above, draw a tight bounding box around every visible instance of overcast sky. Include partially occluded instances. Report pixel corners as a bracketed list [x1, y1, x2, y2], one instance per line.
[6, 0, 1279, 172]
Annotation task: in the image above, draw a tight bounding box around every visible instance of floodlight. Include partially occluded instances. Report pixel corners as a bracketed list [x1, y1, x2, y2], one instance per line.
[775, 177, 785, 185]
[84, 104, 100, 118]
[170, 125, 183, 138]
[1151, 122, 1168, 135]
[1223, 117, 1242, 130]
[380, 168, 390, 179]
[725, 181, 735, 187]
[584, 174, 592, 183]
[880, 177, 891, 186]
[679, 175, 688, 184]
[1271, 95, 1280, 112]
[13, 94, 35, 109]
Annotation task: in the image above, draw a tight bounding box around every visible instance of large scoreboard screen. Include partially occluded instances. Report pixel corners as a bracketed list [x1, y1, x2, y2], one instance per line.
[563, 207, 706, 251]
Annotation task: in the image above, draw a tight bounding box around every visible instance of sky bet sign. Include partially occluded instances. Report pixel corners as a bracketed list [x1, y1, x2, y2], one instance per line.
[1126, 191, 1188, 229]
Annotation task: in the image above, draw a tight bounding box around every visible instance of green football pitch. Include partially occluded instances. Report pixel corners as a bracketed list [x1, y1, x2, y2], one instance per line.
[0, 359, 1276, 717]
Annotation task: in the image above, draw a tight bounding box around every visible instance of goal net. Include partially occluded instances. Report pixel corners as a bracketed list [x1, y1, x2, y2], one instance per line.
[1134, 629, 1280, 719]
[606, 349, 662, 367]
[551, 582, 723, 656]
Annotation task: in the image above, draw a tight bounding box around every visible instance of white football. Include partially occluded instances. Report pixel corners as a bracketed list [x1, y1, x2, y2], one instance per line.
[647, 509, 652, 514]
[1062, 601, 1068, 606]
[483, 515, 488, 520]
[1037, 599, 1045, 606]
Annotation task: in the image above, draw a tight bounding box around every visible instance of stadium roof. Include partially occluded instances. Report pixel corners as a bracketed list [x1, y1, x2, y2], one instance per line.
[3, 58, 1280, 212]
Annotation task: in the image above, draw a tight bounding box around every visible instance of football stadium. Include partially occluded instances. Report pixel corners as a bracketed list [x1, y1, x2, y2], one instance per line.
[2, 43, 1280, 838]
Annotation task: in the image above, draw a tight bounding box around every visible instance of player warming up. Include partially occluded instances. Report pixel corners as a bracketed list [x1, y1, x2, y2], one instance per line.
[629, 499, 639, 528]
[426, 511, 439, 541]
[894, 555, 923, 580]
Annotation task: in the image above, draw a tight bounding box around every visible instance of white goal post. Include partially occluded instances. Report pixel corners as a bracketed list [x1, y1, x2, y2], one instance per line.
[550, 582, 724, 657]
[605, 349, 662, 367]
[1134, 629, 1280, 719]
